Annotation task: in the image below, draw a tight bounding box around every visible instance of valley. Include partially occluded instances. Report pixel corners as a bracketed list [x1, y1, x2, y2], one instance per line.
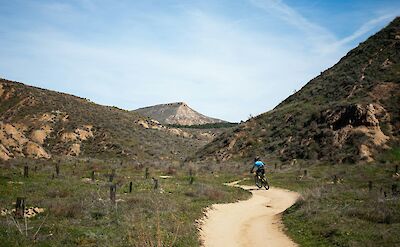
[0, 15, 399, 247]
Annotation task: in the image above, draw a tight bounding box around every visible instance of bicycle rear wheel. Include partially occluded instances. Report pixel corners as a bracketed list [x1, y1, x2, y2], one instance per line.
[261, 177, 270, 190]
[254, 175, 262, 188]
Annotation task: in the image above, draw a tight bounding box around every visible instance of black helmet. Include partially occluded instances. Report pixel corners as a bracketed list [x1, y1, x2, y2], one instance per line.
[254, 156, 260, 162]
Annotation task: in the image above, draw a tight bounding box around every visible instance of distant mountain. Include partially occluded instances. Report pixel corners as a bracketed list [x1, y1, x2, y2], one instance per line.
[133, 102, 227, 126]
[0, 79, 204, 161]
[194, 17, 400, 164]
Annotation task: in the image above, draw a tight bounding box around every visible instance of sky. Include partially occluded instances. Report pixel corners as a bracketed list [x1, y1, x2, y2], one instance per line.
[0, 0, 399, 122]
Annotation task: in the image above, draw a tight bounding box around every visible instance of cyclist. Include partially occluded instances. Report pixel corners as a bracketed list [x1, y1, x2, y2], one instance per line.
[250, 157, 265, 177]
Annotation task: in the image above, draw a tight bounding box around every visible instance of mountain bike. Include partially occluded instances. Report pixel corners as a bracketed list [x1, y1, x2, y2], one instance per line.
[254, 171, 270, 190]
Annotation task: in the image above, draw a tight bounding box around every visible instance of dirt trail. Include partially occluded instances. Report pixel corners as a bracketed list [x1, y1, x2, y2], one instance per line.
[199, 181, 299, 247]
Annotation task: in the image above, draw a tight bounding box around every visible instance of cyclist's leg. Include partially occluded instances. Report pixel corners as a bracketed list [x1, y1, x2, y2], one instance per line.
[255, 168, 262, 188]
[259, 167, 265, 177]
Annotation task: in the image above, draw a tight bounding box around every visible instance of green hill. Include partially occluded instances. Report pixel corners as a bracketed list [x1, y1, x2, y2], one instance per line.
[194, 17, 400, 164]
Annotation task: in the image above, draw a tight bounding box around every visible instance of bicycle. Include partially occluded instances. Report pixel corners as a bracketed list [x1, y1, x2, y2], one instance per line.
[254, 171, 270, 190]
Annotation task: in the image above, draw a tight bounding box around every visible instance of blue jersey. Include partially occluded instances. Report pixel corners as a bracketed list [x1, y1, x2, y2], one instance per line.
[255, 161, 264, 167]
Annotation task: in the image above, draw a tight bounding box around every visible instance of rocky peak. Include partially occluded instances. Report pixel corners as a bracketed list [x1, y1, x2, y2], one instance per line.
[133, 102, 226, 126]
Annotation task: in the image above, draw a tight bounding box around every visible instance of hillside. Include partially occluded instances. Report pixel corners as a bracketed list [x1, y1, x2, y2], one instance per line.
[194, 17, 400, 164]
[0, 79, 205, 162]
[133, 102, 226, 126]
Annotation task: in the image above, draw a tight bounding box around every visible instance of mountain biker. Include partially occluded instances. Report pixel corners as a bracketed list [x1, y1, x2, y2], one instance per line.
[250, 157, 265, 177]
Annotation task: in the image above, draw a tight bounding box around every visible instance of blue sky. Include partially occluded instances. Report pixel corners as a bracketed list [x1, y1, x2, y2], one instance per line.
[0, 0, 399, 122]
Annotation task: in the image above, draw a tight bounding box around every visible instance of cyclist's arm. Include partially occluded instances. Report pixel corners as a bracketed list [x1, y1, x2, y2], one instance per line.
[250, 164, 256, 173]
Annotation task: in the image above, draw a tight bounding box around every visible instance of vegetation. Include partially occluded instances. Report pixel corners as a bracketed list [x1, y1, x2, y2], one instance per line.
[0, 158, 249, 246]
[236, 152, 400, 247]
[0, 79, 206, 162]
[194, 17, 400, 164]
[1, 14, 399, 247]
[168, 122, 238, 129]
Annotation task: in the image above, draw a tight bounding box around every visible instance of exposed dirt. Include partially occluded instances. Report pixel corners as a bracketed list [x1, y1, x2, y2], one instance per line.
[199, 181, 299, 247]
[134, 102, 226, 126]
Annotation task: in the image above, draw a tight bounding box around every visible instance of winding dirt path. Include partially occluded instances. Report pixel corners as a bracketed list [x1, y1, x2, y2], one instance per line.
[199, 181, 299, 247]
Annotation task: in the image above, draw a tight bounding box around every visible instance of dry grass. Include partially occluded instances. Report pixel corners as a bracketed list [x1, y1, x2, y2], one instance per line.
[0, 158, 249, 246]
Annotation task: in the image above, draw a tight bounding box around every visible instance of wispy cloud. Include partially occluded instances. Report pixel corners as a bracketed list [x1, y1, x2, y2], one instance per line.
[249, 0, 330, 35]
[335, 13, 398, 47]
[248, 0, 336, 52]
[0, 0, 398, 121]
[248, 0, 399, 54]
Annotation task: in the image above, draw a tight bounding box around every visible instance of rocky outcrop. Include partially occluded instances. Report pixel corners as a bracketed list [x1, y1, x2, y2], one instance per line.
[133, 102, 226, 126]
[317, 103, 391, 162]
[0, 122, 51, 160]
[319, 104, 388, 130]
[0, 112, 96, 161]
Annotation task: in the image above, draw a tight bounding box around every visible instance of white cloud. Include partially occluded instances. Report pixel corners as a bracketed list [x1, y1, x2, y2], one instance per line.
[0, 1, 397, 122]
[248, 0, 337, 52]
[333, 13, 398, 48]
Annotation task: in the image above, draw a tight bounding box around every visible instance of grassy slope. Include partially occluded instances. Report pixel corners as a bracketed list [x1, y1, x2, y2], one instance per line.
[0, 159, 250, 246]
[236, 147, 400, 246]
[195, 17, 400, 163]
[0, 79, 204, 161]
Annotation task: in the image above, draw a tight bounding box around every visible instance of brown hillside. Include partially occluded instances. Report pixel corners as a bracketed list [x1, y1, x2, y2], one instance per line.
[0, 79, 205, 161]
[194, 17, 400, 164]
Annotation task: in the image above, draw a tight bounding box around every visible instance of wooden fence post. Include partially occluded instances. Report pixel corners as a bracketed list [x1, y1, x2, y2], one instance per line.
[368, 181, 373, 192]
[189, 168, 195, 185]
[55, 162, 60, 177]
[333, 175, 338, 184]
[304, 170, 308, 177]
[392, 184, 398, 196]
[152, 178, 158, 190]
[396, 165, 399, 174]
[145, 167, 149, 179]
[91, 171, 95, 181]
[109, 169, 115, 182]
[24, 165, 29, 178]
[129, 181, 133, 193]
[15, 197, 25, 218]
[110, 184, 116, 204]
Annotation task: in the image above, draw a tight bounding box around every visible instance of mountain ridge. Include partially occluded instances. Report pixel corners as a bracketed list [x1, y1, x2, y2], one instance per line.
[133, 102, 227, 126]
[193, 17, 400, 164]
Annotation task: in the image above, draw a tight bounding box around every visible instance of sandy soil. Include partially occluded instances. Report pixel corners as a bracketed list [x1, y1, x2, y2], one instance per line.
[199, 181, 299, 247]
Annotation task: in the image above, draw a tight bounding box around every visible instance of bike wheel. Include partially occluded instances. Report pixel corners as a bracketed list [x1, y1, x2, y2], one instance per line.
[254, 175, 262, 188]
[262, 177, 270, 190]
